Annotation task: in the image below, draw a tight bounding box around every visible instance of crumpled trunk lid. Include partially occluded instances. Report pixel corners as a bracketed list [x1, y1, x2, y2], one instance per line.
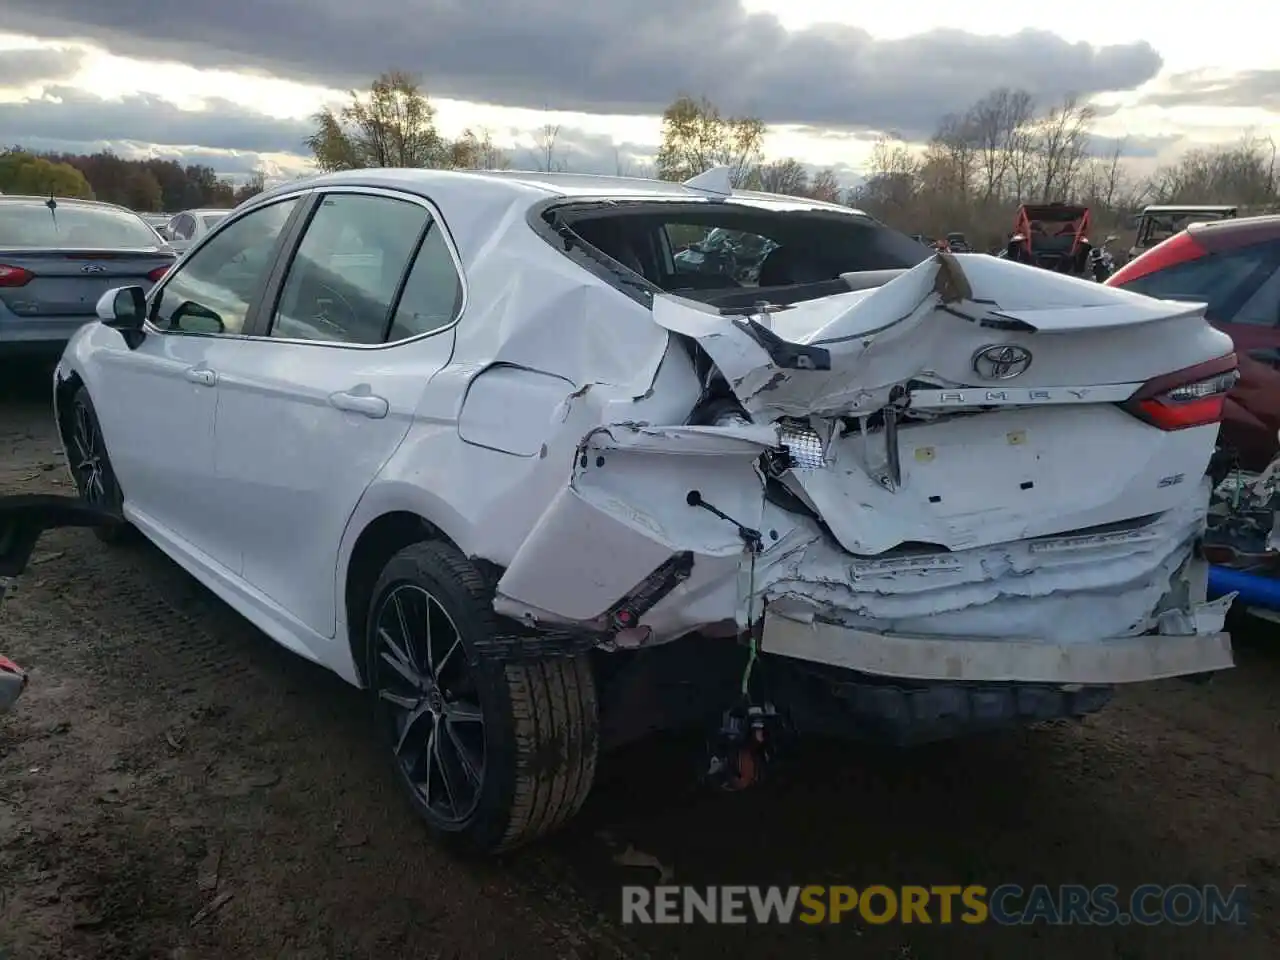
[655, 253, 1234, 557]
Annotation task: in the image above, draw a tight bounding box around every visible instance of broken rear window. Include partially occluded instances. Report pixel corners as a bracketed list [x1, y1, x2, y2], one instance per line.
[539, 200, 930, 303]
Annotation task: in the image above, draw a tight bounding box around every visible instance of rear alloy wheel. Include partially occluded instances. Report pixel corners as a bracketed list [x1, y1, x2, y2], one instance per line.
[68, 387, 129, 543]
[366, 540, 598, 854]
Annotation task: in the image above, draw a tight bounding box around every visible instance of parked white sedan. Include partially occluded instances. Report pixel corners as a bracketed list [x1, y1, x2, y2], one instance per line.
[54, 168, 1237, 853]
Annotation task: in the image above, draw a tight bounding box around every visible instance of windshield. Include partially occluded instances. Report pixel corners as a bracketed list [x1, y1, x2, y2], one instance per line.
[201, 213, 227, 229]
[1140, 212, 1233, 247]
[0, 201, 162, 248]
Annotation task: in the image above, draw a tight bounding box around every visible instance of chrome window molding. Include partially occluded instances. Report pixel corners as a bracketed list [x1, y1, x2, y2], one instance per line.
[143, 184, 469, 351]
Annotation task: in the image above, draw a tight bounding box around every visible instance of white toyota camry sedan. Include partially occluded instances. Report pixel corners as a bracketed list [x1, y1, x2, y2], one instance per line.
[53, 167, 1237, 853]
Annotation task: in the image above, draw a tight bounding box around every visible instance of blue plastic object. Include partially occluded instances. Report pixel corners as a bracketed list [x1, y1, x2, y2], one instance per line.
[1208, 564, 1280, 611]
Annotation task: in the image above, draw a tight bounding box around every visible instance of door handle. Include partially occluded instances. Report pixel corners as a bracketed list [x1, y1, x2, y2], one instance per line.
[329, 390, 389, 419]
[183, 366, 216, 387]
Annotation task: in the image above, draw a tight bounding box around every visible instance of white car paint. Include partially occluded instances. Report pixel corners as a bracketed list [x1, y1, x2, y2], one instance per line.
[55, 168, 1234, 695]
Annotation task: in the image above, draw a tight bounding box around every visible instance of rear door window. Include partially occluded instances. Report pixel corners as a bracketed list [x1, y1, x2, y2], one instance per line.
[1117, 242, 1280, 321]
[1231, 263, 1280, 327]
[387, 223, 464, 340]
[269, 193, 430, 344]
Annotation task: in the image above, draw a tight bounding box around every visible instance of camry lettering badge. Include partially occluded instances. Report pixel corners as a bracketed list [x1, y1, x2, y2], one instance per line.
[80, 264, 106, 274]
[972, 344, 1032, 380]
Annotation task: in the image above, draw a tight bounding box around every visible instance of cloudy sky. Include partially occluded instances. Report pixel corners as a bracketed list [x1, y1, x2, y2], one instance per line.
[0, 1, 1275, 184]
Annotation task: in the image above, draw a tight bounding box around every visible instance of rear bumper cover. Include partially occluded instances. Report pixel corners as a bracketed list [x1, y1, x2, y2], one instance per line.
[762, 612, 1233, 684]
[0, 313, 94, 351]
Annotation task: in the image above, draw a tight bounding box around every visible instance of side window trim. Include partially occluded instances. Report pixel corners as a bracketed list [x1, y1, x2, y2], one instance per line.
[145, 192, 313, 338]
[242, 191, 322, 338]
[380, 218, 435, 342]
[253, 185, 468, 350]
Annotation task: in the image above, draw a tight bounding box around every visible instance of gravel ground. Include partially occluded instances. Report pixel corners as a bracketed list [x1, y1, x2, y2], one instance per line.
[1, 360, 1278, 959]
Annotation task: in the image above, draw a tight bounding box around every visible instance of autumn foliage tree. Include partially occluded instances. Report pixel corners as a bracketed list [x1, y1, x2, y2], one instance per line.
[0, 147, 265, 211]
[655, 95, 765, 187]
[0, 150, 94, 199]
[655, 95, 843, 201]
[306, 71, 510, 172]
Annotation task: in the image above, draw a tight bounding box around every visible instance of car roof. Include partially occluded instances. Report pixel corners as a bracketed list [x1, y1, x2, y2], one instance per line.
[255, 167, 866, 216]
[0, 195, 137, 213]
[1142, 204, 1238, 214]
[1187, 213, 1280, 251]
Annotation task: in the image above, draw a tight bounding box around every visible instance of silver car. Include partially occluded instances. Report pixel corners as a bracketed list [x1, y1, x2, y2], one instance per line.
[163, 208, 231, 252]
[0, 196, 175, 358]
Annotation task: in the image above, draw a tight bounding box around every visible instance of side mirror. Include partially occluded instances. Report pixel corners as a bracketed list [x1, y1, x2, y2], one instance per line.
[95, 285, 148, 349]
[171, 300, 226, 335]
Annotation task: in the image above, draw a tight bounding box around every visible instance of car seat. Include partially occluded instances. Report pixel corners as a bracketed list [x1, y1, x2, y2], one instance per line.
[757, 246, 832, 286]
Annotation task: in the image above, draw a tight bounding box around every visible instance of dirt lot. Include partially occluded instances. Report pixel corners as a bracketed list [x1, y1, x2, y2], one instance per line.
[1, 362, 1278, 960]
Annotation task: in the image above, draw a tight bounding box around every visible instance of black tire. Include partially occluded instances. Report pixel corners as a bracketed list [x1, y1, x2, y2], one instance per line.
[365, 540, 599, 854]
[67, 387, 130, 544]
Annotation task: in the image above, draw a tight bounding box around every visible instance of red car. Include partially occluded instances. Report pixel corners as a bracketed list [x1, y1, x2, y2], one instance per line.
[1107, 215, 1280, 471]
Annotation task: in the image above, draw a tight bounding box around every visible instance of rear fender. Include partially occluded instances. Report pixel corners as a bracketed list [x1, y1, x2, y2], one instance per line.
[493, 423, 782, 637]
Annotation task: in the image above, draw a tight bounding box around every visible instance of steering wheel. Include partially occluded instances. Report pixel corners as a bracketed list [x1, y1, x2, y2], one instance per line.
[308, 281, 359, 337]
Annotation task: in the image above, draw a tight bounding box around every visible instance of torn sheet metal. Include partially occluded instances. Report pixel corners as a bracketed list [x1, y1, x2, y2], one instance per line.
[1206, 444, 1280, 566]
[652, 252, 1233, 421]
[493, 423, 1228, 680]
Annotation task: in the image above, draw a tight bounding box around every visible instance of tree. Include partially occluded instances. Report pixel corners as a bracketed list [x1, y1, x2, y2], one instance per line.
[1032, 95, 1095, 201]
[808, 168, 842, 203]
[655, 95, 765, 187]
[122, 168, 163, 211]
[0, 150, 94, 198]
[305, 70, 511, 172]
[306, 70, 447, 171]
[1150, 131, 1278, 206]
[232, 170, 267, 205]
[852, 135, 919, 216]
[967, 88, 1035, 202]
[534, 118, 563, 172]
[0, 147, 271, 211]
[757, 158, 809, 196]
[447, 128, 511, 170]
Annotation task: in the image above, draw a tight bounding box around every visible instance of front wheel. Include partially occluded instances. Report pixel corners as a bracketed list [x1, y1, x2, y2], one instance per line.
[365, 540, 599, 854]
[67, 387, 129, 544]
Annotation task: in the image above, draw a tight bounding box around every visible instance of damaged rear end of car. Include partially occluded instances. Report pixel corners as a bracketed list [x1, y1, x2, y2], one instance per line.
[490, 195, 1237, 753]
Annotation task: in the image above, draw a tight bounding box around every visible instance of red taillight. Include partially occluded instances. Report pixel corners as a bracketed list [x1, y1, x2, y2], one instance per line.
[147, 265, 171, 282]
[0, 264, 34, 287]
[1107, 231, 1207, 287]
[1122, 353, 1239, 431]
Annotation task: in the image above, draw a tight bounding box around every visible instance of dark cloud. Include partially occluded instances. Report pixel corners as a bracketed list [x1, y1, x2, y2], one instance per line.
[1140, 70, 1280, 111]
[515, 127, 658, 177]
[5, 135, 298, 182]
[1, 2, 1161, 137]
[0, 44, 83, 85]
[0, 86, 314, 153]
